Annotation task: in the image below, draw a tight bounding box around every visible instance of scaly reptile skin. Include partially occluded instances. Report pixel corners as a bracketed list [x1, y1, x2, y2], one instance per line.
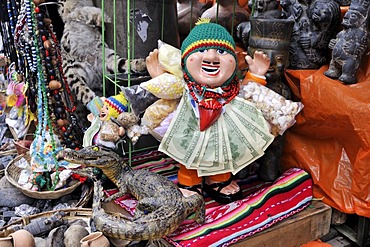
[60, 146, 205, 240]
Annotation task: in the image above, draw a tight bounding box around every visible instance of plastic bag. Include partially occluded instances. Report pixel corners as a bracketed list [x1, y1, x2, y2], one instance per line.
[121, 85, 158, 116]
[157, 40, 183, 77]
[140, 73, 185, 99]
[240, 81, 304, 135]
[142, 98, 180, 129]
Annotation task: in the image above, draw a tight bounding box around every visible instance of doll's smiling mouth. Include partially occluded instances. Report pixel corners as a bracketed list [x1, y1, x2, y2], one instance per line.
[202, 63, 220, 76]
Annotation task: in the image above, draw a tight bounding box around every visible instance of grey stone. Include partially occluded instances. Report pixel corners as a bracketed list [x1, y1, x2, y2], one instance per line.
[0, 188, 34, 207]
[64, 224, 89, 247]
[34, 237, 47, 247]
[0, 176, 14, 188]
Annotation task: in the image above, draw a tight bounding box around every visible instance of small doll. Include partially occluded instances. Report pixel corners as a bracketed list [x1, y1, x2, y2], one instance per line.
[83, 92, 128, 149]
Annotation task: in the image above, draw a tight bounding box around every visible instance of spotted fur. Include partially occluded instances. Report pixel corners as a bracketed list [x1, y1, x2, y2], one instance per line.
[57, 0, 147, 107]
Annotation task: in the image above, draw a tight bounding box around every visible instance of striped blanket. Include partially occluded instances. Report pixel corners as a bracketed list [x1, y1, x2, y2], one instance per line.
[106, 150, 313, 246]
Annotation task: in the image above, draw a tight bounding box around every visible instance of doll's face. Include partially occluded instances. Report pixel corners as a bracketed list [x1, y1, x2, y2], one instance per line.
[99, 104, 110, 121]
[186, 48, 236, 88]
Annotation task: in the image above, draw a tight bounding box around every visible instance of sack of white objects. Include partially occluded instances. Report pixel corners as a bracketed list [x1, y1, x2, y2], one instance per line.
[240, 81, 304, 136]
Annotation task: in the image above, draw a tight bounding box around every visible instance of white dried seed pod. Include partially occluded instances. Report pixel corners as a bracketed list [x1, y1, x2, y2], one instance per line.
[252, 94, 259, 102]
[244, 91, 252, 99]
[273, 101, 282, 111]
[258, 94, 265, 102]
[278, 116, 287, 127]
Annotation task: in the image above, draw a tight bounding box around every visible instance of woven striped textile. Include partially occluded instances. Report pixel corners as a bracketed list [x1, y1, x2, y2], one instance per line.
[105, 150, 313, 246]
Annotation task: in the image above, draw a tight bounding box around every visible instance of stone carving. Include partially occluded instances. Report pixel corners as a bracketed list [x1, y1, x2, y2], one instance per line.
[281, 0, 341, 69]
[324, 1, 370, 84]
[248, 0, 282, 19]
[248, 18, 294, 89]
[236, 18, 294, 182]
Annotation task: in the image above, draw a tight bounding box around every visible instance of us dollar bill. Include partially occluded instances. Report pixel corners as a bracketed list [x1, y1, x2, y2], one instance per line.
[159, 93, 205, 166]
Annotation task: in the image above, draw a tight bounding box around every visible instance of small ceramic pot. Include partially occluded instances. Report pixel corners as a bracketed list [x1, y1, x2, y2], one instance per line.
[80, 232, 110, 247]
[0, 236, 13, 247]
[9, 229, 35, 247]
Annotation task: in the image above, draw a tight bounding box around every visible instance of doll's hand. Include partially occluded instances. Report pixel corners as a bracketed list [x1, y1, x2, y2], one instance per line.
[245, 50, 270, 76]
[87, 113, 94, 122]
[118, 127, 126, 137]
[146, 49, 166, 78]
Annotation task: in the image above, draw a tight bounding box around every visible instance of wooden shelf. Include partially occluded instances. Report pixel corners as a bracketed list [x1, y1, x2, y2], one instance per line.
[232, 200, 332, 247]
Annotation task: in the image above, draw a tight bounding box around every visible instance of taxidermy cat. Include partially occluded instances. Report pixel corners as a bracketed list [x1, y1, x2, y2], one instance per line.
[57, 0, 147, 125]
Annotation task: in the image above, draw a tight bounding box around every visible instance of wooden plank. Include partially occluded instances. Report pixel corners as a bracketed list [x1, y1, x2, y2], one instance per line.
[231, 200, 332, 247]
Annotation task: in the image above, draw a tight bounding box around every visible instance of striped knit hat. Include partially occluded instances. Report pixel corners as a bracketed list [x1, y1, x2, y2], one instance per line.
[181, 18, 237, 85]
[104, 92, 128, 118]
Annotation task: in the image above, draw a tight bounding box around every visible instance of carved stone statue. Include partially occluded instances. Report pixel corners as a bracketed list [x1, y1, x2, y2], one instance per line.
[248, 0, 282, 19]
[334, 0, 351, 5]
[281, 0, 341, 69]
[235, 0, 283, 55]
[236, 18, 294, 182]
[324, 1, 370, 84]
[248, 18, 294, 93]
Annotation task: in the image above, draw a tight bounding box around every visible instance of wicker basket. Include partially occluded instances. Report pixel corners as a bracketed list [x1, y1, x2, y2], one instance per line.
[5, 154, 82, 200]
[9, 126, 34, 155]
[13, 139, 32, 155]
[0, 207, 92, 237]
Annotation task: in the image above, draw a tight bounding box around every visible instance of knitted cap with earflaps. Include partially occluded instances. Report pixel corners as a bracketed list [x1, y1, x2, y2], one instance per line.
[181, 18, 237, 86]
[104, 92, 128, 119]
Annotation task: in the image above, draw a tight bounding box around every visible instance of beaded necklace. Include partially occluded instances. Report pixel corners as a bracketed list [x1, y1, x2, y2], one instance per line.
[36, 2, 83, 150]
[25, 0, 37, 72]
[49, 29, 76, 113]
[29, 0, 61, 191]
[185, 73, 240, 110]
[7, 0, 17, 36]
[3, 0, 22, 70]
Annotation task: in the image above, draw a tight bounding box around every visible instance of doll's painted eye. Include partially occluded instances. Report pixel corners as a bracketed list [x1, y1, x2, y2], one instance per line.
[217, 49, 226, 55]
[199, 49, 207, 53]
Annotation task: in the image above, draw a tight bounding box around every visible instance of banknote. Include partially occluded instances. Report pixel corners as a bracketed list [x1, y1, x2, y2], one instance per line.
[197, 116, 233, 176]
[159, 94, 205, 166]
[231, 97, 268, 128]
[227, 100, 274, 150]
[191, 119, 225, 172]
[223, 111, 265, 174]
[160, 94, 274, 176]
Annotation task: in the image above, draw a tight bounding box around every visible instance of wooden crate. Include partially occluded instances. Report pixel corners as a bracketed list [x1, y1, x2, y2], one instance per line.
[232, 200, 332, 247]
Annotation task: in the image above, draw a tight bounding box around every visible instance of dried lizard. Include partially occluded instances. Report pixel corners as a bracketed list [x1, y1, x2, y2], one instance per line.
[59, 146, 205, 240]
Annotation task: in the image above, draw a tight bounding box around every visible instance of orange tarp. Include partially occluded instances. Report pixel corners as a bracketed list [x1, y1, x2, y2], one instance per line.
[282, 54, 370, 217]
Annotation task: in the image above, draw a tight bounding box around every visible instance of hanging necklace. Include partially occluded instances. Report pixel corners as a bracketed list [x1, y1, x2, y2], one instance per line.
[29, 0, 61, 191]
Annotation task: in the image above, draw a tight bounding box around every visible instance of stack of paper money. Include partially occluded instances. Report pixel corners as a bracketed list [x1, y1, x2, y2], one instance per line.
[159, 93, 274, 176]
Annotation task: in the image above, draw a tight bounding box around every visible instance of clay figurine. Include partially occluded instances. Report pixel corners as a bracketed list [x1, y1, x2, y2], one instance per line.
[280, 0, 341, 69]
[324, 2, 370, 84]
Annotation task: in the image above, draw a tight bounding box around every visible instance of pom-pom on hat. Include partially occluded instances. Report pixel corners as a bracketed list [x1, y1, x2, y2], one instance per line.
[181, 18, 236, 64]
[104, 92, 128, 118]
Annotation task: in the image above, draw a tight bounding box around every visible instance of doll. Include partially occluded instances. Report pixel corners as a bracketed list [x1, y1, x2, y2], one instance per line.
[157, 19, 275, 204]
[83, 92, 128, 149]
